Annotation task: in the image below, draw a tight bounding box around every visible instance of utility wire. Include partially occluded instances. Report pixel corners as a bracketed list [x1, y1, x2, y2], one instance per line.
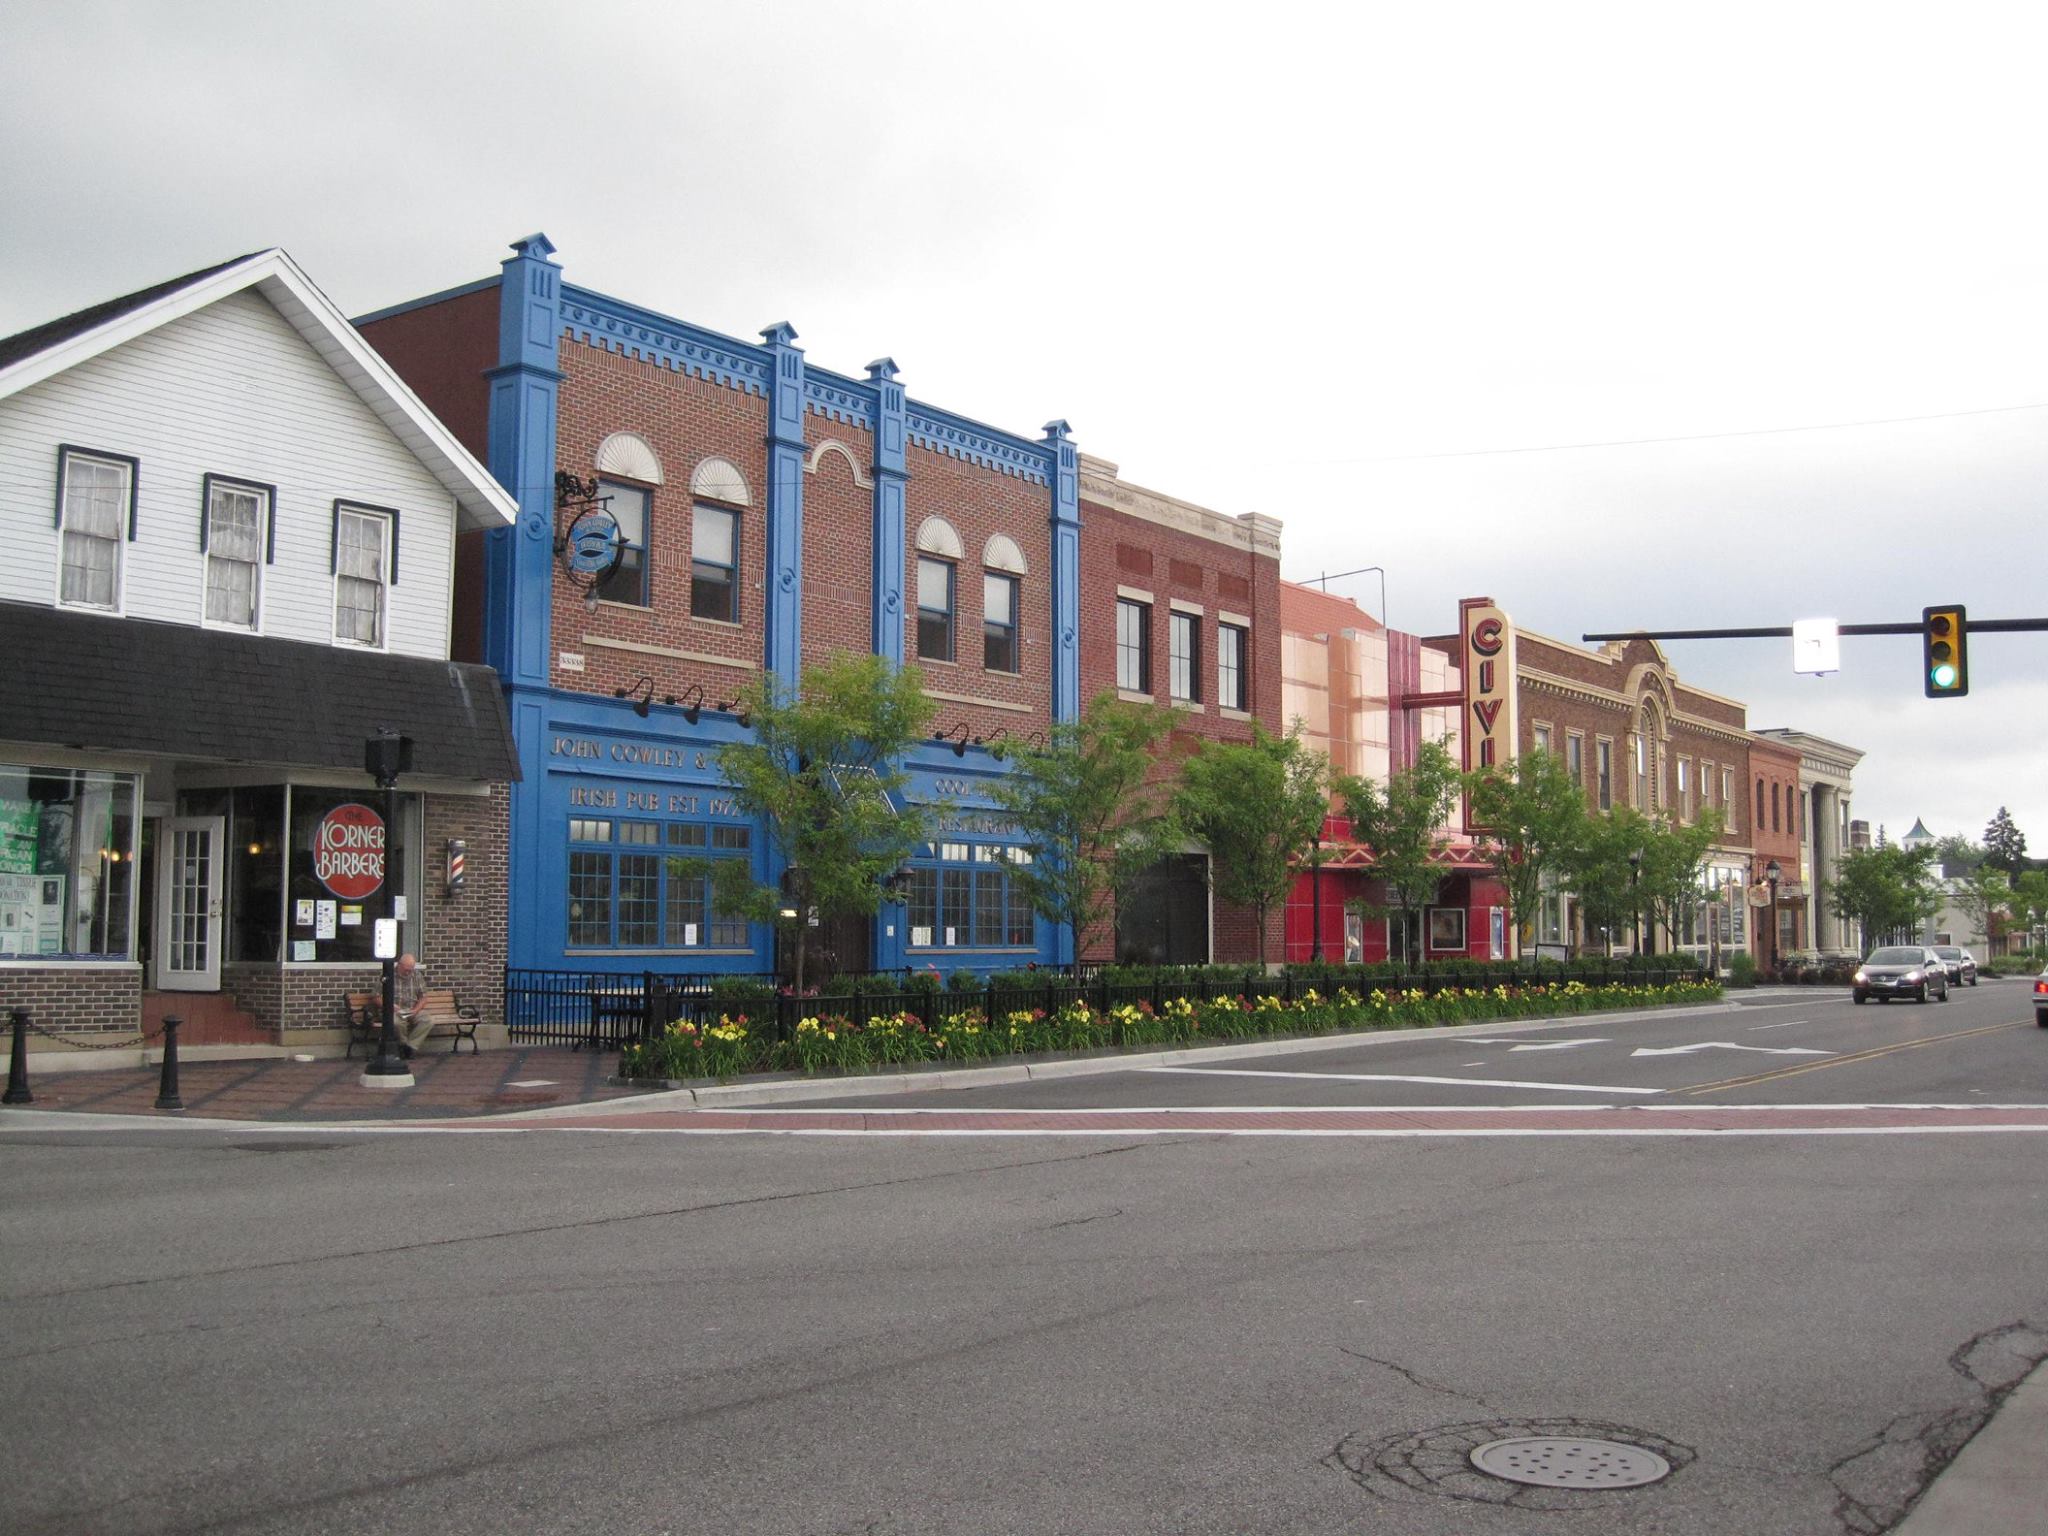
[1325, 399, 2048, 466]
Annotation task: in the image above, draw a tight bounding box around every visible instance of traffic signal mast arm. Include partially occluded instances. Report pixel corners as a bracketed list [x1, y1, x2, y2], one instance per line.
[1582, 617, 2048, 640]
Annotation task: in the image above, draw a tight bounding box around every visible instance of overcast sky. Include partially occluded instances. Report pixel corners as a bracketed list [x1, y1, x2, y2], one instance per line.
[6, 1, 2043, 855]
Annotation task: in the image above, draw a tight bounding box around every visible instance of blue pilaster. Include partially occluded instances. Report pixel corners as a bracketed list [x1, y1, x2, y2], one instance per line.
[868, 357, 907, 664]
[1044, 419, 1081, 724]
[761, 322, 805, 686]
[485, 234, 564, 974]
[483, 234, 562, 690]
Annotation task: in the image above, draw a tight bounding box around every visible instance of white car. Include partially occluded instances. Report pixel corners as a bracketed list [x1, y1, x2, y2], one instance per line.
[1851, 946, 1951, 1005]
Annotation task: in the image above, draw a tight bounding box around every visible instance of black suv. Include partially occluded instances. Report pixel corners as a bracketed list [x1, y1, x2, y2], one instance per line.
[1931, 946, 1978, 986]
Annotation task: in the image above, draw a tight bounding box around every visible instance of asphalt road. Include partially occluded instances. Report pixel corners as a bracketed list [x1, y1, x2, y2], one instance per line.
[5, 981, 2047, 1535]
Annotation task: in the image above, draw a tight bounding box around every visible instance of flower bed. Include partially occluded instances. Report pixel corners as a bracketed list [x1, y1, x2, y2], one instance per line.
[618, 978, 1723, 1084]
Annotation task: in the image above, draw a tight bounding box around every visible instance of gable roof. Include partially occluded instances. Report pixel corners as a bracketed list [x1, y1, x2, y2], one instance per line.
[0, 250, 517, 532]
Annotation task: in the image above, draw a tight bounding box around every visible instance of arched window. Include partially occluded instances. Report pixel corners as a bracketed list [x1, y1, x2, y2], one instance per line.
[981, 536, 1027, 674]
[688, 458, 751, 623]
[1756, 777, 1766, 827]
[915, 518, 963, 662]
[589, 434, 664, 608]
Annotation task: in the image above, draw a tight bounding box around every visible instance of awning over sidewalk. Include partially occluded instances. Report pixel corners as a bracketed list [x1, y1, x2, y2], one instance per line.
[0, 601, 518, 782]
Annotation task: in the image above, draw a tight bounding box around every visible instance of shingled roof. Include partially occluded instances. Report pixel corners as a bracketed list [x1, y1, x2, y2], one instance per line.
[0, 255, 258, 375]
[0, 602, 518, 783]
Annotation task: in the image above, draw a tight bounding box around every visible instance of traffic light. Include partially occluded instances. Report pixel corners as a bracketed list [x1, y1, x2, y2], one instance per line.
[1922, 605, 1968, 698]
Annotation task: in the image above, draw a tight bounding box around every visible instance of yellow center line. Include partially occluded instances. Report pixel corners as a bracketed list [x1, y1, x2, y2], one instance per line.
[1681, 1021, 2028, 1097]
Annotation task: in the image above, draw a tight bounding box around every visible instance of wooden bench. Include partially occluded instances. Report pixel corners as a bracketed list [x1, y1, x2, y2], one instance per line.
[405, 988, 482, 1055]
[345, 987, 482, 1057]
[344, 992, 382, 1060]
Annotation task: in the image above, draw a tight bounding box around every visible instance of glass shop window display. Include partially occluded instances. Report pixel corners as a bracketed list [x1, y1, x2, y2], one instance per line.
[0, 765, 139, 958]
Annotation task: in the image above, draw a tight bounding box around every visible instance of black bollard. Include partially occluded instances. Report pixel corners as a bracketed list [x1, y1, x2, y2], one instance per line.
[155, 1016, 184, 1112]
[3, 1009, 30, 1105]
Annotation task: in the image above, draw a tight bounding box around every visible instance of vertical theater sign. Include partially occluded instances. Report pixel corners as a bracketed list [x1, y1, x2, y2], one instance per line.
[1460, 597, 1516, 780]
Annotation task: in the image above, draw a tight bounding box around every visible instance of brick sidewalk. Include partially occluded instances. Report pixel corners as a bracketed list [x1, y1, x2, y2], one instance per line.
[3, 1047, 657, 1121]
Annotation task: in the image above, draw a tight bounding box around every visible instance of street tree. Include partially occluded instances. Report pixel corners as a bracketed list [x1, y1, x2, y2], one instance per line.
[1934, 834, 1983, 877]
[1830, 844, 1942, 950]
[1952, 863, 2010, 957]
[1339, 740, 1462, 966]
[1562, 807, 1649, 954]
[1635, 808, 1727, 957]
[2010, 869, 2048, 953]
[1172, 725, 1328, 967]
[699, 653, 934, 996]
[1983, 807, 2029, 876]
[1465, 749, 1589, 955]
[990, 690, 1178, 965]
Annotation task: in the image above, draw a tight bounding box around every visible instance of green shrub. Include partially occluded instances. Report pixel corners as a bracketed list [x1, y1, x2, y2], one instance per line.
[1726, 952, 1757, 988]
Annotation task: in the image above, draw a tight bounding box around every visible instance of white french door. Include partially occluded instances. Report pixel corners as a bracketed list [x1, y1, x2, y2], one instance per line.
[156, 816, 224, 991]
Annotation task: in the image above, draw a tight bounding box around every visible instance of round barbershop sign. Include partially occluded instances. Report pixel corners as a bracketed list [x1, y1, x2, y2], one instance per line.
[314, 803, 385, 900]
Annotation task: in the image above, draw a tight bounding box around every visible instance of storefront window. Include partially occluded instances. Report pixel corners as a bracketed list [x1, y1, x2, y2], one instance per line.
[565, 817, 753, 951]
[229, 785, 287, 962]
[0, 765, 139, 959]
[285, 787, 418, 963]
[906, 840, 1035, 951]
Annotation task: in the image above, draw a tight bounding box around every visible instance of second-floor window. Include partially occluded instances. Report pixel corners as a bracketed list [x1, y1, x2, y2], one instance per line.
[690, 501, 738, 621]
[983, 571, 1017, 673]
[203, 478, 269, 630]
[1117, 598, 1150, 693]
[1169, 612, 1200, 702]
[1217, 622, 1246, 710]
[1567, 733, 1584, 786]
[333, 505, 392, 648]
[1596, 741, 1613, 810]
[1676, 758, 1690, 819]
[595, 481, 649, 606]
[1533, 723, 1552, 755]
[917, 556, 954, 662]
[57, 447, 134, 611]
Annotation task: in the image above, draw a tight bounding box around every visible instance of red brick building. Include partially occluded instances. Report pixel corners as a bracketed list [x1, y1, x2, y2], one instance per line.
[1077, 455, 1284, 963]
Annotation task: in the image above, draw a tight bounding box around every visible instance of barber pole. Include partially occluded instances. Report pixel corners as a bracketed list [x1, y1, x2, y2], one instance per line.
[446, 838, 467, 894]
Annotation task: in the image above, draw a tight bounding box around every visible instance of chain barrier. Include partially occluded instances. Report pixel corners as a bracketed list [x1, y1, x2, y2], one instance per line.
[21, 1017, 169, 1051]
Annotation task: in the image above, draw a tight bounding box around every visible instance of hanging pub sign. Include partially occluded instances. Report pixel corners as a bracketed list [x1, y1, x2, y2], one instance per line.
[313, 802, 385, 900]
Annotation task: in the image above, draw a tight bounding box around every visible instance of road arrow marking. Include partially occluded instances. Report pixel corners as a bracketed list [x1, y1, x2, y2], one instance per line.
[1632, 1041, 1832, 1058]
[1460, 1038, 1609, 1051]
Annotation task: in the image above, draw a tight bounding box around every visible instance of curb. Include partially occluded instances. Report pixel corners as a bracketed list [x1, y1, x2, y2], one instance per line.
[495, 998, 1744, 1119]
[1892, 1358, 2048, 1535]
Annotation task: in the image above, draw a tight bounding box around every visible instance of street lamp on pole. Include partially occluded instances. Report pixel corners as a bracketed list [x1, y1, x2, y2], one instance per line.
[1764, 858, 1782, 977]
[361, 729, 414, 1086]
[1309, 828, 1323, 963]
[1627, 848, 1643, 955]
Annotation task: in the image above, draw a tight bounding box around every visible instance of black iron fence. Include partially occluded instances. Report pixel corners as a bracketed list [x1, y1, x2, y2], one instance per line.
[504, 961, 1710, 1049]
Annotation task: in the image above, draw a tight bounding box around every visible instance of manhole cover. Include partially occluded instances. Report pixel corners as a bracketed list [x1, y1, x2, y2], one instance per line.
[1327, 1418, 1693, 1508]
[1470, 1436, 1671, 1489]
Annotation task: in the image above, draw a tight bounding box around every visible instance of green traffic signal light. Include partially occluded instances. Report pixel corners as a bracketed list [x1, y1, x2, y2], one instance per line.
[1922, 605, 1968, 698]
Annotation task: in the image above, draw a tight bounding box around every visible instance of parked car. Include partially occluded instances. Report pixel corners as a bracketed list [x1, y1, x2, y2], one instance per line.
[1931, 946, 1978, 986]
[1851, 946, 1951, 1004]
[2034, 967, 2047, 1028]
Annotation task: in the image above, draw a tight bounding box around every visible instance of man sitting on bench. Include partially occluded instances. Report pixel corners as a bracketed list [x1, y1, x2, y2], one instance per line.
[393, 953, 435, 1058]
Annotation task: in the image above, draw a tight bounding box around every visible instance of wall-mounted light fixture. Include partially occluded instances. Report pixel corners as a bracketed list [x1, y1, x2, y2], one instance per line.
[613, 676, 676, 719]
[715, 696, 753, 728]
[676, 684, 705, 725]
[934, 723, 971, 758]
[977, 727, 1010, 760]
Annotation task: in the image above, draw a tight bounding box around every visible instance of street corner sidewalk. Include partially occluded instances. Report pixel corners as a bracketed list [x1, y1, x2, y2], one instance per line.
[0, 1045, 657, 1123]
[1893, 1358, 2048, 1535]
